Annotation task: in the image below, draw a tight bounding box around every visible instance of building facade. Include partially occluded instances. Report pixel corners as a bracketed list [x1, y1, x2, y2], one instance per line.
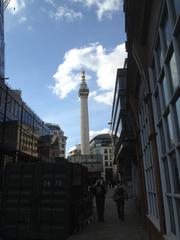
[68, 144, 81, 157]
[111, 68, 134, 192]
[0, 80, 52, 166]
[46, 123, 67, 160]
[111, 1, 180, 240]
[68, 154, 103, 184]
[89, 133, 114, 182]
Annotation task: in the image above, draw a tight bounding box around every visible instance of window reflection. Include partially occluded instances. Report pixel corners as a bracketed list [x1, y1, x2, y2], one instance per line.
[175, 97, 180, 134]
[159, 124, 166, 154]
[155, 90, 161, 120]
[169, 52, 179, 90]
[162, 74, 169, 107]
[176, 199, 180, 232]
[166, 112, 175, 147]
[163, 158, 171, 193]
[151, 61, 157, 88]
[156, 39, 163, 72]
[167, 197, 176, 234]
[173, 0, 180, 16]
[162, 10, 172, 51]
[169, 152, 180, 194]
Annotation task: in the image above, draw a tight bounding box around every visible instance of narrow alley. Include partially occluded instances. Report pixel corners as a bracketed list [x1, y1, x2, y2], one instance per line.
[68, 189, 148, 240]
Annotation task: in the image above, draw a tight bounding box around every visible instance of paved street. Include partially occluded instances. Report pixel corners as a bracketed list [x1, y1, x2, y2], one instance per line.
[68, 189, 148, 240]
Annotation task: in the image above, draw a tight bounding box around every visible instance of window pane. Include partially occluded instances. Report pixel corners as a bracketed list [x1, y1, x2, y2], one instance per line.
[155, 90, 161, 120]
[156, 39, 163, 72]
[162, 74, 170, 107]
[151, 61, 157, 88]
[175, 97, 180, 133]
[167, 197, 176, 234]
[166, 112, 175, 147]
[169, 52, 179, 90]
[163, 158, 171, 193]
[173, 0, 180, 16]
[159, 124, 166, 154]
[176, 199, 180, 232]
[169, 152, 180, 194]
[162, 11, 172, 50]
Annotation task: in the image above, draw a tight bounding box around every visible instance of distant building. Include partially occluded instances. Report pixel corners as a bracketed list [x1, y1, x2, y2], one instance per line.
[68, 154, 103, 184]
[110, 67, 133, 183]
[46, 123, 67, 160]
[89, 133, 114, 181]
[68, 144, 81, 157]
[0, 80, 52, 165]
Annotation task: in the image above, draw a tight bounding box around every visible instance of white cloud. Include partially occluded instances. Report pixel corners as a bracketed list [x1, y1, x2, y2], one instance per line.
[68, 144, 81, 153]
[49, 6, 83, 21]
[89, 128, 110, 140]
[73, 0, 123, 20]
[68, 128, 110, 153]
[52, 42, 126, 105]
[7, 0, 27, 14]
[45, 0, 55, 7]
[18, 16, 27, 23]
[92, 91, 114, 106]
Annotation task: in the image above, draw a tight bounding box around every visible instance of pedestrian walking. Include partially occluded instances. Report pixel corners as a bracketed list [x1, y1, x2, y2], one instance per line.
[93, 179, 106, 222]
[113, 181, 125, 221]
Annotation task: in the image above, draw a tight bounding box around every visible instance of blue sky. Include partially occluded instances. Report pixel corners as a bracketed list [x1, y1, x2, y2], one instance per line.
[4, 0, 126, 154]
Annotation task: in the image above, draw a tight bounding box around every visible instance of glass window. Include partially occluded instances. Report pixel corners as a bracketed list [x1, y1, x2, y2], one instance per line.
[0, 87, 5, 107]
[169, 152, 180, 194]
[104, 148, 107, 154]
[167, 196, 176, 234]
[120, 95, 126, 110]
[172, 0, 180, 16]
[159, 124, 166, 154]
[152, 60, 157, 88]
[156, 39, 163, 72]
[105, 162, 108, 167]
[14, 102, 18, 116]
[166, 112, 175, 147]
[11, 100, 15, 114]
[116, 118, 122, 139]
[6, 95, 12, 113]
[162, 10, 172, 51]
[18, 105, 22, 120]
[169, 52, 179, 90]
[95, 148, 101, 154]
[175, 97, 180, 136]
[155, 90, 161, 120]
[176, 199, 180, 232]
[163, 158, 171, 193]
[104, 155, 108, 160]
[161, 73, 170, 107]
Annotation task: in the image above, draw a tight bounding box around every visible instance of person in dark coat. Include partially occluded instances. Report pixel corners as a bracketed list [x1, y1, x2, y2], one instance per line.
[113, 181, 125, 221]
[93, 179, 106, 222]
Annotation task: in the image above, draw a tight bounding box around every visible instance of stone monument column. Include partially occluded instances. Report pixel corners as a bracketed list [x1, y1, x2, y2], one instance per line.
[78, 71, 90, 155]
